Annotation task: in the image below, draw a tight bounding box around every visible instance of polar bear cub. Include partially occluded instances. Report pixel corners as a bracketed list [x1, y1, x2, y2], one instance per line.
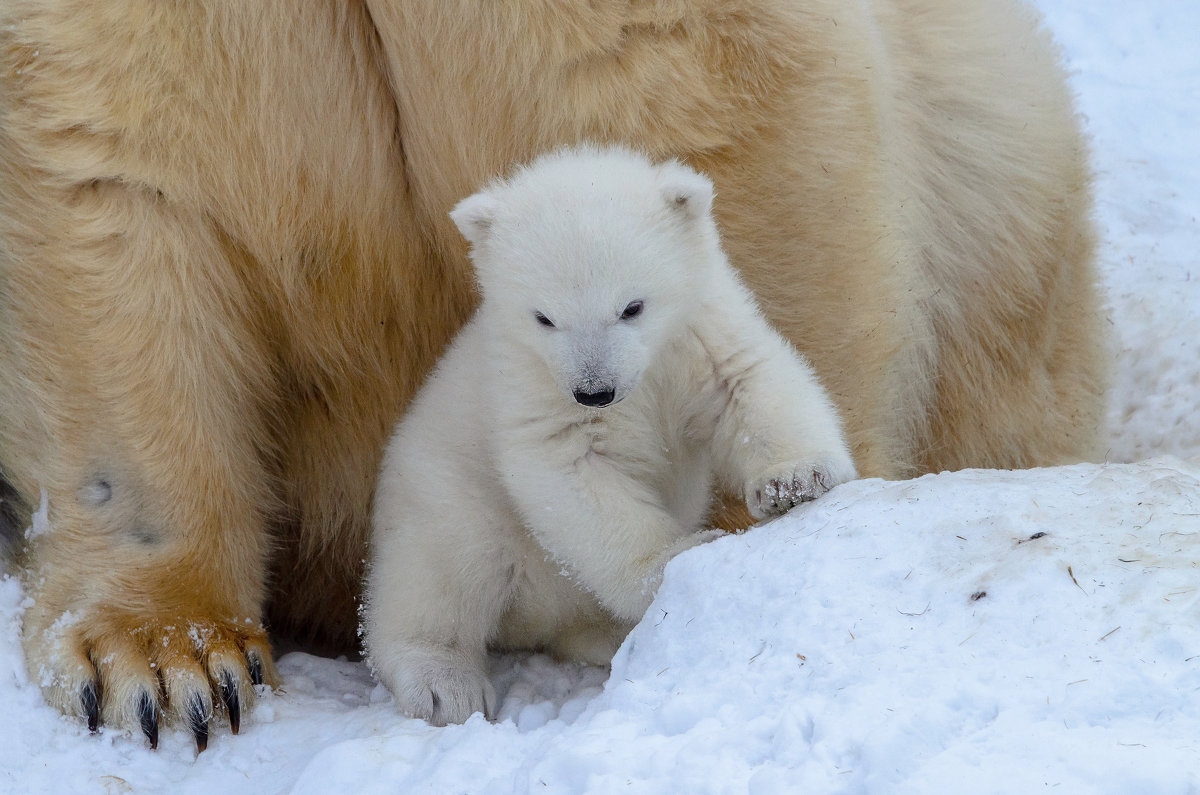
[364, 145, 856, 725]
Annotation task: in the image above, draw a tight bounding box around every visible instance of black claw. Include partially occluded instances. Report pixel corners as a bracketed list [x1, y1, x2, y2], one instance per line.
[188, 693, 209, 753]
[247, 651, 264, 687]
[81, 680, 99, 733]
[220, 670, 241, 735]
[137, 690, 159, 750]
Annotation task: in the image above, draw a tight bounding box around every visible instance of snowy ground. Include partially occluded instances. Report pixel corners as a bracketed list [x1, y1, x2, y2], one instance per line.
[2, 1, 1198, 792]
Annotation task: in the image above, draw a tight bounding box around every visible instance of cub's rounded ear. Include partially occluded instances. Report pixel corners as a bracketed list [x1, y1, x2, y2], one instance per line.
[656, 161, 714, 221]
[450, 191, 502, 247]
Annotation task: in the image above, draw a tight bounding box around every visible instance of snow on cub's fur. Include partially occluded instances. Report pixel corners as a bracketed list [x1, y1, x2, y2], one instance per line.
[364, 145, 856, 726]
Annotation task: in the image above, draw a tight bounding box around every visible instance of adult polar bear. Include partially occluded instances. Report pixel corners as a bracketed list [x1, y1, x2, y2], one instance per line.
[0, 0, 1104, 748]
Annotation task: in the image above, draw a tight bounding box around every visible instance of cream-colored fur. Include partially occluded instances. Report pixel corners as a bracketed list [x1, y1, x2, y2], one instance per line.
[0, 1, 470, 744]
[0, 0, 1104, 744]
[369, 0, 1106, 477]
[366, 146, 856, 724]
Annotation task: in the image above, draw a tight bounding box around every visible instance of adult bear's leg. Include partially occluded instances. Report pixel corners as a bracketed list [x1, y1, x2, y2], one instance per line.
[2, 177, 279, 750]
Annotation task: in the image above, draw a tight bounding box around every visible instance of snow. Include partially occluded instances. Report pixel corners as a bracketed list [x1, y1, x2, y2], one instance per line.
[2, 1, 1198, 791]
[23, 489, 49, 541]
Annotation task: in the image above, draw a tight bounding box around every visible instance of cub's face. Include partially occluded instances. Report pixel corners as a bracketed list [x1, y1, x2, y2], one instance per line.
[516, 251, 682, 409]
[451, 146, 718, 408]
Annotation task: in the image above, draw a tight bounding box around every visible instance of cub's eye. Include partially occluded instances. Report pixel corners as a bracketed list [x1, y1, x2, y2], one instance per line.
[534, 311, 555, 328]
[620, 300, 644, 320]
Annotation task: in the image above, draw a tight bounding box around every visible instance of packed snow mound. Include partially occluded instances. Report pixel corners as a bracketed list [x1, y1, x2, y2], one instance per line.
[290, 459, 1200, 793]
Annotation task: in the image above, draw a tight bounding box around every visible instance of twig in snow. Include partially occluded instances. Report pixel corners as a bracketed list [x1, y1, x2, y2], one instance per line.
[1099, 626, 1121, 641]
[1067, 565, 1085, 593]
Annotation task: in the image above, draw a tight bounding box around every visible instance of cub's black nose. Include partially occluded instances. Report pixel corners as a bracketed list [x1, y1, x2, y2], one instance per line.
[573, 388, 615, 407]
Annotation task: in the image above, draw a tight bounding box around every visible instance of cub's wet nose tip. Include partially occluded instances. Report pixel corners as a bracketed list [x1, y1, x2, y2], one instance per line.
[573, 388, 615, 407]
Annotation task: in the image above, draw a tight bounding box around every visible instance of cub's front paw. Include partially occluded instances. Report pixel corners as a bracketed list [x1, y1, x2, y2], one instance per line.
[746, 457, 855, 520]
[372, 645, 495, 727]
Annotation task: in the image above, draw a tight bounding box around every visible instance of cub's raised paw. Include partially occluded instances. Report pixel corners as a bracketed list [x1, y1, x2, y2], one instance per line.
[372, 645, 495, 727]
[25, 610, 276, 752]
[746, 458, 855, 520]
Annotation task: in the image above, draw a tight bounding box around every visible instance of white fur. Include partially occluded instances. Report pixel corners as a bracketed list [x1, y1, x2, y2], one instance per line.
[364, 145, 856, 725]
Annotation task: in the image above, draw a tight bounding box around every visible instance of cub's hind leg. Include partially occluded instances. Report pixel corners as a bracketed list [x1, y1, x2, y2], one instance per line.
[365, 441, 521, 726]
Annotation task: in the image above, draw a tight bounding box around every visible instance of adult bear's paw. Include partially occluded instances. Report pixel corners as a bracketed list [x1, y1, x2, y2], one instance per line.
[25, 609, 277, 752]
